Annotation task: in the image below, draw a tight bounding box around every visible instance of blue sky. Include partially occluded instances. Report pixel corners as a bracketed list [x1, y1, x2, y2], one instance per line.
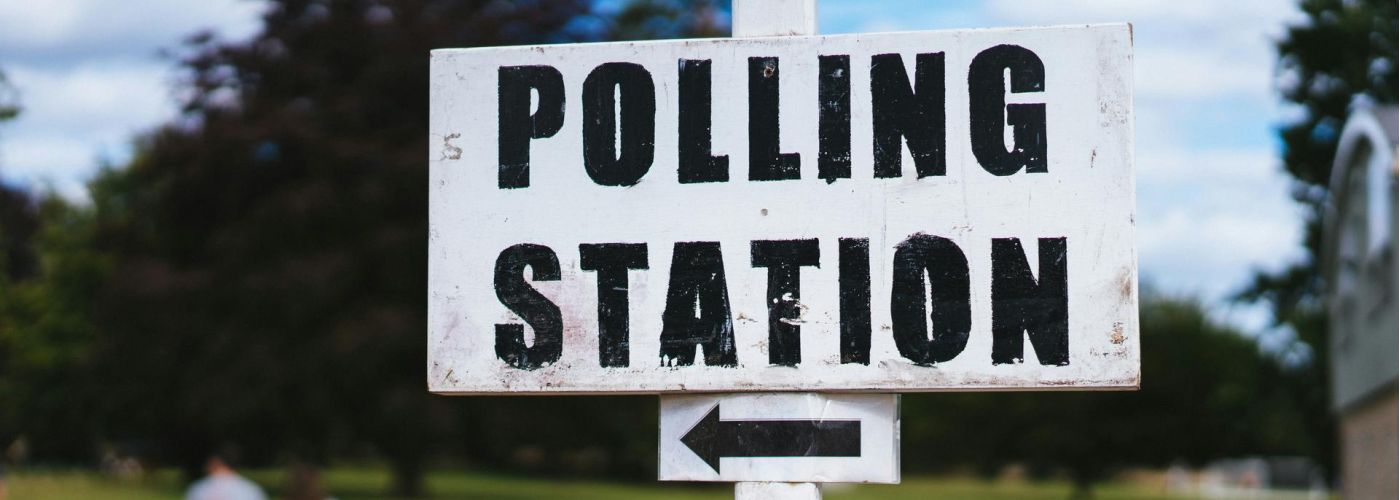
[0, 0, 1307, 337]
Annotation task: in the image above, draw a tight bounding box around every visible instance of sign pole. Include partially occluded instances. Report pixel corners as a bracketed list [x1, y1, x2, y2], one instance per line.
[731, 4, 822, 499]
[731, 0, 818, 38]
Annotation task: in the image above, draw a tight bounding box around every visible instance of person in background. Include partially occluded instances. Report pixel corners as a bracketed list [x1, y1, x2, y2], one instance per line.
[186, 451, 267, 500]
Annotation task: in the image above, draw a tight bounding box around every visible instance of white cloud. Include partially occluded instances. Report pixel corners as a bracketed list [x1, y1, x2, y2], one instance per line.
[0, 0, 263, 200]
[0, 61, 175, 198]
[0, 0, 263, 65]
[984, 0, 1301, 28]
[1139, 194, 1303, 295]
[7, 61, 172, 135]
[984, 0, 1302, 108]
[1135, 147, 1305, 304]
[1136, 47, 1273, 102]
[0, 135, 98, 198]
[1137, 148, 1280, 188]
[0, 1, 86, 46]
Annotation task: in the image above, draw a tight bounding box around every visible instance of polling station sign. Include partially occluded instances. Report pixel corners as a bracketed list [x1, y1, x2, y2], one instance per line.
[428, 24, 1137, 394]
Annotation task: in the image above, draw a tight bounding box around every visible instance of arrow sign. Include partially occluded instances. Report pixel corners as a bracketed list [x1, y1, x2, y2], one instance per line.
[659, 393, 898, 483]
[680, 403, 862, 473]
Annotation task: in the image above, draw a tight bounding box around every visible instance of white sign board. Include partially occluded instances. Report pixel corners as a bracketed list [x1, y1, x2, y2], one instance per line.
[428, 24, 1138, 394]
[659, 393, 899, 483]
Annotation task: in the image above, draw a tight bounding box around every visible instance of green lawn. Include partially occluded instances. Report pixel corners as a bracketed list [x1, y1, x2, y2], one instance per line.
[5, 468, 1184, 499]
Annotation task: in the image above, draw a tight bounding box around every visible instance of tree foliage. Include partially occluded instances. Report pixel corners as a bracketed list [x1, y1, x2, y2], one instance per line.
[78, 0, 600, 493]
[0, 198, 107, 461]
[18, 0, 723, 495]
[901, 293, 1310, 495]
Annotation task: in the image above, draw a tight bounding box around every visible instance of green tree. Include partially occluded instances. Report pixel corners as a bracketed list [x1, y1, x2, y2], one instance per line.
[78, 0, 724, 495]
[1237, 0, 1397, 477]
[0, 67, 38, 457]
[0, 198, 108, 462]
[0, 68, 110, 463]
[901, 293, 1311, 498]
[84, 2, 596, 494]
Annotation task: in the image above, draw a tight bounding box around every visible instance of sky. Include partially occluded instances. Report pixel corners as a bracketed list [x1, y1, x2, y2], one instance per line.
[0, 0, 1308, 337]
[0, 0, 263, 197]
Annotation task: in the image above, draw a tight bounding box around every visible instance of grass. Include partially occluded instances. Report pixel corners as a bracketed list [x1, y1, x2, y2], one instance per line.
[4, 467, 1187, 499]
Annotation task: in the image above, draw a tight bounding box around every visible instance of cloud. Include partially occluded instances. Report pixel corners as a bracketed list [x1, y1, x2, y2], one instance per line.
[1136, 47, 1274, 102]
[0, 0, 264, 67]
[1134, 145, 1305, 309]
[0, 0, 262, 200]
[983, 0, 1303, 107]
[6, 61, 172, 135]
[0, 135, 99, 199]
[0, 61, 174, 195]
[983, 0, 1302, 28]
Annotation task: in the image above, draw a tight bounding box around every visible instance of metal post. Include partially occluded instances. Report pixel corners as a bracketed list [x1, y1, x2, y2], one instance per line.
[729, 3, 822, 499]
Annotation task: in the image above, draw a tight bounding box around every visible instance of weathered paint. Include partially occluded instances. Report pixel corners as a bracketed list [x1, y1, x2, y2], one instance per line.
[428, 24, 1138, 394]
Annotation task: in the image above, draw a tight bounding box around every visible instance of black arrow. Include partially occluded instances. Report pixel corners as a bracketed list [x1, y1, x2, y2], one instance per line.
[679, 403, 861, 473]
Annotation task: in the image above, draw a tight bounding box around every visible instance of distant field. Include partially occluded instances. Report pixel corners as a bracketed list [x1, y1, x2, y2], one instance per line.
[5, 468, 1188, 499]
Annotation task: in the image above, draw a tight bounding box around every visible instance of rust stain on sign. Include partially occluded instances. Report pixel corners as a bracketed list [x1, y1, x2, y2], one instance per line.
[1110, 322, 1126, 345]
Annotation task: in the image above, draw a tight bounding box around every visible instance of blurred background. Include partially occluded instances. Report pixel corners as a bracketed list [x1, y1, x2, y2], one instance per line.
[0, 0, 1394, 498]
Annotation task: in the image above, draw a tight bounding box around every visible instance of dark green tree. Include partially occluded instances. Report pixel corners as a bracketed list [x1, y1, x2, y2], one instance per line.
[0, 198, 108, 463]
[901, 293, 1311, 498]
[1237, 0, 1397, 477]
[84, 2, 595, 494]
[0, 68, 110, 464]
[77, 0, 725, 495]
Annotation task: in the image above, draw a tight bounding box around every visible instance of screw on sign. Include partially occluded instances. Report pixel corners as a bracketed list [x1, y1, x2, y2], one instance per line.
[427, 0, 1136, 498]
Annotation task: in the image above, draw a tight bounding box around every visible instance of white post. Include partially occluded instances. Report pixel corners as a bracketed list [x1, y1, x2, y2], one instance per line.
[732, 0, 817, 38]
[736, 481, 822, 500]
[729, 0, 821, 494]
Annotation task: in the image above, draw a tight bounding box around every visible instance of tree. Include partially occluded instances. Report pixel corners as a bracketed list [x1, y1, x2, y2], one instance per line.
[1237, 0, 1397, 477]
[900, 293, 1311, 498]
[1, 68, 112, 464]
[83, 1, 596, 494]
[0, 197, 108, 463]
[78, 1, 724, 495]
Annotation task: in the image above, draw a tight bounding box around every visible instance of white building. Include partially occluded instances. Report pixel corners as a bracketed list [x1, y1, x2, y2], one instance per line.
[1323, 102, 1397, 499]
